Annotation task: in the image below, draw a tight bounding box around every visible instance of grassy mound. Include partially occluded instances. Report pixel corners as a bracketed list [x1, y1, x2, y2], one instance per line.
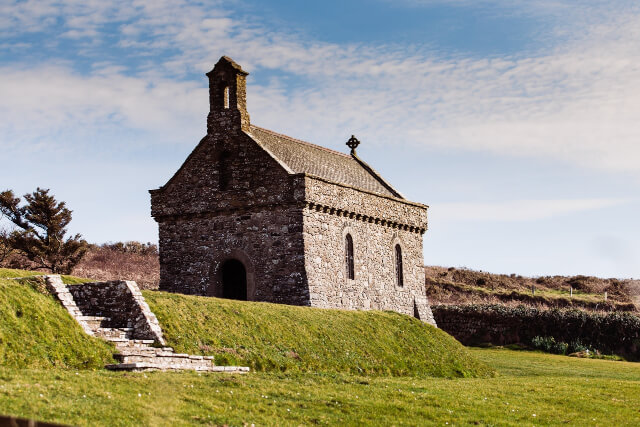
[0, 267, 491, 377]
[144, 291, 494, 377]
[0, 272, 114, 369]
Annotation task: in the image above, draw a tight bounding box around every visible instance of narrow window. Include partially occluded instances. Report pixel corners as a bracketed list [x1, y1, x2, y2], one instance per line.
[223, 86, 230, 109]
[395, 244, 404, 287]
[345, 234, 354, 280]
[219, 151, 232, 190]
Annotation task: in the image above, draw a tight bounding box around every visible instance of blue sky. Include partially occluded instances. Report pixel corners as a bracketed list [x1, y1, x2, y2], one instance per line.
[1, 0, 639, 278]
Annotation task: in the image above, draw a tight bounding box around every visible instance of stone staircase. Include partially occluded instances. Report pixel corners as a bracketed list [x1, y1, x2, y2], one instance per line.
[44, 275, 249, 373]
[100, 327, 248, 372]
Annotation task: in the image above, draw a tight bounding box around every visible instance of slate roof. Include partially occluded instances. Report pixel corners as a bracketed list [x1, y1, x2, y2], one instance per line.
[247, 125, 403, 199]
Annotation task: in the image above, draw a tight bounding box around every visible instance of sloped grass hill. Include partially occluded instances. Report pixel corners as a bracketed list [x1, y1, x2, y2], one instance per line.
[144, 291, 494, 377]
[0, 268, 492, 377]
[0, 269, 114, 369]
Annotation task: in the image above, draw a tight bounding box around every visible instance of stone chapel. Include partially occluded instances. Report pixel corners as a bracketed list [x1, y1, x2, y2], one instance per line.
[150, 56, 436, 325]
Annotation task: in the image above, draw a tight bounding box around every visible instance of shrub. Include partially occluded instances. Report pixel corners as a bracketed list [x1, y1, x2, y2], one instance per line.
[531, 336, 569, 355]
[568, 339, 589, 354]
[71, 243, 159, 289]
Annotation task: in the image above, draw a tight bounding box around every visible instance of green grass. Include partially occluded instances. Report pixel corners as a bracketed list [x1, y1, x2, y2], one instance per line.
[144, 290, 492, 378]
[0, 275, 114, 369]
[0, 268, 490, 377]
[0, 267, 91, 284]
[2, 268, 639, 425]
[0, 348, 639, 426]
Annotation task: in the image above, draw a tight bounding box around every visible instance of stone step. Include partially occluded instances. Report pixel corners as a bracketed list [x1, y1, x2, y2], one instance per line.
[105, 362, 249, 373]
[117, 357, 212, 369]
[132, 339, 155, 344]
[117, 349, 198, 358]
[112, 340, 155, 349]
[76, 316, 110, 329]
[115, 352, 215, 362]
[96, 327, 133, 340]
[107, 337, 133, 344]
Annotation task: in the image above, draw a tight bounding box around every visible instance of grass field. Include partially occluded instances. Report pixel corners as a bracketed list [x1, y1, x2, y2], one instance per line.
[0, 348, 639, 425]
[1, 268, 639, 425]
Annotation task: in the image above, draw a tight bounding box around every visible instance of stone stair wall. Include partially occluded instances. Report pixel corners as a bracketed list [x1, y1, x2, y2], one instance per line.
[45, 276, 165, 345]
[44, 275, 96, 336]
[43, 275, 249, 373]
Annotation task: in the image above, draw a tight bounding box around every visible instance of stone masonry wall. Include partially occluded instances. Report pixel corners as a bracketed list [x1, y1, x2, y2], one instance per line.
[303, 175, 428, 232]
[150, 132, 299, 218]
[67, 280, 164, 342]
[157, 205, 309, 304]
[150, 123, 305, 297]
[302, 177, 435, 324]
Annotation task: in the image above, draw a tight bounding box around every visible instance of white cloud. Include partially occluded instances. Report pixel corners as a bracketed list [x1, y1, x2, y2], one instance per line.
[433, 198, 631, 222]
[1, 0, 640, 179]
[0, 64, 206, 151]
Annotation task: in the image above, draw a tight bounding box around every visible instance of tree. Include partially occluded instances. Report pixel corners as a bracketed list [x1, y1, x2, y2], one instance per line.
[0, 227, 14, 266]
[0, 188, 88, 274]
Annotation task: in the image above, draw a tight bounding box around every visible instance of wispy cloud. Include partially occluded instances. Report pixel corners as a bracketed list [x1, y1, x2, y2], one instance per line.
[1, 0, 640, 179]
[433, 198, 631, 222]
[0, 64, 206, 151]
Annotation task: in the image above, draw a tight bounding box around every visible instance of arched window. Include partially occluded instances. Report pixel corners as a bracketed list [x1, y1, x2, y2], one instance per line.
[345, 234, 354, 280]
[395, 244, 404, 287]
[223, 86, 230, 109]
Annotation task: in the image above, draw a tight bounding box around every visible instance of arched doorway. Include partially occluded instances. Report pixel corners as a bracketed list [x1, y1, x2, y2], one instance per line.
[221, 259, 247, 300]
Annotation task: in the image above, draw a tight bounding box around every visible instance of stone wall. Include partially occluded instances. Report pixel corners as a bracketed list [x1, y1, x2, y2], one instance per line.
[433, 304, 640, 359]
[302, 184, 434, 324]
[301, 176, 433, 323]
[65, 280, 164, 343]
[157, 205, 309, 304]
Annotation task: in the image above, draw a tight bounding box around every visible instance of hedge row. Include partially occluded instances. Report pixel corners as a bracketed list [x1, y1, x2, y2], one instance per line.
[432, 304, 640, 360]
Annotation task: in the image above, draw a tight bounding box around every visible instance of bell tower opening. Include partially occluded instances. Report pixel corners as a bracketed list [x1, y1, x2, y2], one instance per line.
[223, 86, 230, 109]
[220, 259, 247, 300]
[206, 56, 250, 132]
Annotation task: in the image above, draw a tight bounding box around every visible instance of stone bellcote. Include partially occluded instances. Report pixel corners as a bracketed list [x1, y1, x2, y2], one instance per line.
[206, 56, 250, 133]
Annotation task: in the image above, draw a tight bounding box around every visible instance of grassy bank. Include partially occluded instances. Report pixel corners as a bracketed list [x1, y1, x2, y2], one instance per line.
[144, 291, 492, 377]
[0, 267, 91, 284]
[0, 268, 490, 377]
[0, 274, 114, 369]
[1, 348, 639, 426]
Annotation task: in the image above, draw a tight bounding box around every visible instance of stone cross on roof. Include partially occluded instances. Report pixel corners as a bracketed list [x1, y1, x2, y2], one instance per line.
[346, 135, 360, 154]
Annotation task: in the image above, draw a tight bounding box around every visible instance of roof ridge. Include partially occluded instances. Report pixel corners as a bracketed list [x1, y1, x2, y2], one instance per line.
[250, 125, 351, 159]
